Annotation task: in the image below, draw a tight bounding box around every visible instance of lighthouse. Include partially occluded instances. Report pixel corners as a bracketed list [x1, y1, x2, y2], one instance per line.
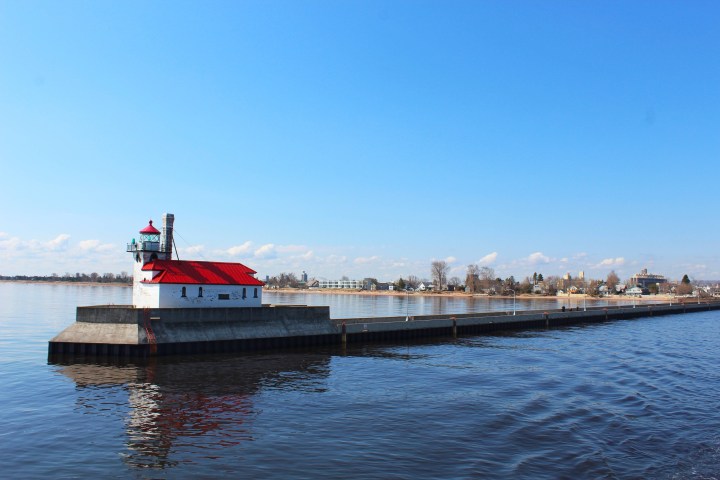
[127, 214, 264, 308]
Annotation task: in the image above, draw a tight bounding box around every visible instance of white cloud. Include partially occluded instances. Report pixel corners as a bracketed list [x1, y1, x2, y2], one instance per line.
[596, 257, 625, 268]
[324, 254, 348, 264]
[354, 255, 380, 264]
[0, 231, 133, 275]
[215, 241, 318, 277]
[46, 234, 71, 251]
[448, 265, 465, 277]
[226, 241, 252, 256]
[78, 239, 115, 252]
[478, 252, 498, 266]
[254, 243, 277, 259]
[0, 235, 22, 251]
[445, 256, 457, 264]
[527, 252, 551, 264]
[180, 244, 205, 256]
[78, 239, 100, 250]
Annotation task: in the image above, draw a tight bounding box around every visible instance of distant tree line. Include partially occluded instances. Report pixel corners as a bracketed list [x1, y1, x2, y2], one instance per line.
[0, 272, 132, 284]
[415, 262, 702, 297]
[266, 265, 704, 297]
[265, 272, 301, 288]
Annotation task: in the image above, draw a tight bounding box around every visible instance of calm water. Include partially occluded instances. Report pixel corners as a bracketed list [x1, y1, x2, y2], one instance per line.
[1, 282, 719, 479]
[263, 290, 650, 318]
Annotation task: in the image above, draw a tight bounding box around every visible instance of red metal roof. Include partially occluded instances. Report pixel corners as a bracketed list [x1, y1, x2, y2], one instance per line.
[142, 259, 264, 286]
[140, 220, 161, 235]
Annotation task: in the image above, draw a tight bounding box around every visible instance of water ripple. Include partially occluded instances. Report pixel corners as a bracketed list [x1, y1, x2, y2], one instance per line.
[2, 284, 720, 478]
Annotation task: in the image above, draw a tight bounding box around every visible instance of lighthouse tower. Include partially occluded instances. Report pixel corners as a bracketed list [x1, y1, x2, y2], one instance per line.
[127, 214, 175, 301]
[128, 215, 174, 270]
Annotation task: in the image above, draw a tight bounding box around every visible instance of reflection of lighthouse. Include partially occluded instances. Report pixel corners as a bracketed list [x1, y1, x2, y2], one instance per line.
[125, 379, 254, 469]
[54, 353, 331, 470]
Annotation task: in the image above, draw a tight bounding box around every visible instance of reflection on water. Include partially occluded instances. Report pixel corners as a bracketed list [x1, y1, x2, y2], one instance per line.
[54, 352, 332, 470]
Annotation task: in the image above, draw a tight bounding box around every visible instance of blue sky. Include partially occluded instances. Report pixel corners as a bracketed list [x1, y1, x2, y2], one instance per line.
[1, 1, 718, 282]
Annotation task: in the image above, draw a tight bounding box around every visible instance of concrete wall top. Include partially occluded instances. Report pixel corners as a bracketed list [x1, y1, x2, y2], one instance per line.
[338, 302, 718, 334]
[76, 305, 331, 324]
[51, 322, 140, 345]
[335, 302, 710, 327]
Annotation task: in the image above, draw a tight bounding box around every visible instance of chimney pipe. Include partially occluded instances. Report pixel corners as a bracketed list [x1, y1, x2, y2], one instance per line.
[161, 213, 175, 260]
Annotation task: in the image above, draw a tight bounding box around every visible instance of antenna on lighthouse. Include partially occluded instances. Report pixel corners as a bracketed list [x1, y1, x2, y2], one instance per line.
[161, 213, 175, 261]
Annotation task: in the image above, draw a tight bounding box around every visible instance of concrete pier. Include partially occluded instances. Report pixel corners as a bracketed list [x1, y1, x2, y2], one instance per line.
[49, 305, 336, 358]
[49, 301, 720, 360]
[334, 302, 720, 344]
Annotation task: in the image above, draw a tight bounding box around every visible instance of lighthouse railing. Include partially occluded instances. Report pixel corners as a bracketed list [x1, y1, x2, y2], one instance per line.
[127, 241, 160, 252]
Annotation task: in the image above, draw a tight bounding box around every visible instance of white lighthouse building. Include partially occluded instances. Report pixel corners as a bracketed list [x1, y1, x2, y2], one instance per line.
[127, 213, 264, 308]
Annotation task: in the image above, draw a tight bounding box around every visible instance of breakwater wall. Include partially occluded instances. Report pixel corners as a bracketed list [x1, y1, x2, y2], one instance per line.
[336, 302, 720, 343]
[49, 301, 720, 359]
[49, 305, 336, 358]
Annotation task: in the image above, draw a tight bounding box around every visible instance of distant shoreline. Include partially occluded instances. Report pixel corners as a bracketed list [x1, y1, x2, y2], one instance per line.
[0, 279, 131, 287]
[0, 280, 686, 303]
[265, 287, 677, 302]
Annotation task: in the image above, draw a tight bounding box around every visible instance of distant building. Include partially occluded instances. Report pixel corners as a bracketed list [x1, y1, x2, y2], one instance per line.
[417, 282, 434, 291]
[629, 269, 667, 288]
[627, 286, 644, 296]
[318, 279, 363, 289]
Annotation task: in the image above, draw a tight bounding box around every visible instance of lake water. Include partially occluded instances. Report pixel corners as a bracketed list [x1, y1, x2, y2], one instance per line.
[2, 282, 719, 479]
[264, 290, 645, 318]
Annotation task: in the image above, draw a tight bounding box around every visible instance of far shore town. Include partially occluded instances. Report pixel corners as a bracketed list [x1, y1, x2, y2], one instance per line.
[2, 267, 717, 301]
[264, 267, 714, 300]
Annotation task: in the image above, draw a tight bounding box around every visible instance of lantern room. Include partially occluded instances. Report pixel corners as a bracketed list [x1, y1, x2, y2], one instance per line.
[132, 220, 161, 252]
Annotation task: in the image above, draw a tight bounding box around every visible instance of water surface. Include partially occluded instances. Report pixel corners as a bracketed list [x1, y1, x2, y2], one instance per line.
[1, 282, 718, 479]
